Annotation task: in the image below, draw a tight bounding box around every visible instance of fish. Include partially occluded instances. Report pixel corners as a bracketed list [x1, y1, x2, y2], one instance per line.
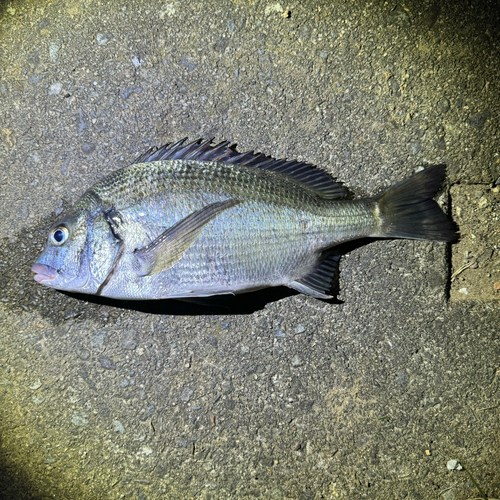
[32, 138, 457, 300]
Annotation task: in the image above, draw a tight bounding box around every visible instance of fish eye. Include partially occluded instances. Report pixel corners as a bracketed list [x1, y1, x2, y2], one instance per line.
[50, 226, 69, 246]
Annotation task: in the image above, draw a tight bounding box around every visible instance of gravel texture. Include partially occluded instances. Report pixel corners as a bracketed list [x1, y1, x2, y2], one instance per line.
[1, 0, 499, 499]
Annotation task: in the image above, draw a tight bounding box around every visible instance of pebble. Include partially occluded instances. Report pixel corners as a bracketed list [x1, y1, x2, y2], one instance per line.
[396, 370, 410, 388]
[180, 387, 194, 402]
[139, 405, 155, 421]
[447, 459, 463, 471]
[119, 378, 129, 388]
[71, 411, 89, 427]
[49, 41, 60, 62]
[132, 56, 143, 67]
[468, 110, 489, 130]
[90, 331, 107, 351]
[29, 379, 42, 390]
[121, 330, 138, 350]
[437, 97, 450, 114]
[98, 355, 116, 370]
[121, 86, 136, 100]
[49, 82, 62, 95]
[78, 369, 96, 389]
[441, 489, 456, 500]
[81, 142, 96, 155]
[294, 325, 306, 334]
[113, 420, 126, 434]
[60, 157, 70, 176]
[64, 309, 82, 320]
[77, 108, 88, 133]
[96, 33, 109, 45]
[32, 395, 45, 406]
[478, 196, 488, 209]
[207, 336, 218, 348]
[76, 348, 90, 360]
[28, 74, 45, 84]
[137, 446, 153, 456]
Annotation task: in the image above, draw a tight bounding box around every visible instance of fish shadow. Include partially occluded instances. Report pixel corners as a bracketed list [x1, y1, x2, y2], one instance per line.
[62, 286, 301, 315]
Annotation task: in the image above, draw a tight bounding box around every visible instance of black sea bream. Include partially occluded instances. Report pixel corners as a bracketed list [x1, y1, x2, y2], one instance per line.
[32, 138, 456, 300]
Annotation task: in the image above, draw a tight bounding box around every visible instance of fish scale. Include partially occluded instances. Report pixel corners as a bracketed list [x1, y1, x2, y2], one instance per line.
[88, 161, 348, 297]
[32, 138, 457, 300]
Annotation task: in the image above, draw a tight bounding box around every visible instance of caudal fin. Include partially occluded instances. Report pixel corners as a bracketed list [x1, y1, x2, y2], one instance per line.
[375, 165, 457, 242]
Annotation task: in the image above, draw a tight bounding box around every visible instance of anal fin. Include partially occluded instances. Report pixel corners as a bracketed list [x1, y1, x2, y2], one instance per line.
[288, 254, 341, 299]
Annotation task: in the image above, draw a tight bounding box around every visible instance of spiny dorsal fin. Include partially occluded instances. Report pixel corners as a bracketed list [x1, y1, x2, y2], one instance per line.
[132, 138, 346, 199]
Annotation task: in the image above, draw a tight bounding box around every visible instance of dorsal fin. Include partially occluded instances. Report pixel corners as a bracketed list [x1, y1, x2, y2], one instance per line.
[132, 138, 346, 199]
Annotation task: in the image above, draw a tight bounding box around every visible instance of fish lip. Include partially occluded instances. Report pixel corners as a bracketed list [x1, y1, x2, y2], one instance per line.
[31, 263, 58, 283]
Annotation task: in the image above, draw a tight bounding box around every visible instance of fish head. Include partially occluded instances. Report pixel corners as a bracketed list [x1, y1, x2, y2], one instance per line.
[32, 198, 120, 293]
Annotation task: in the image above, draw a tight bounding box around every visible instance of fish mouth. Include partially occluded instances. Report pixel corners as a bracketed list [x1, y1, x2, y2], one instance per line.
[31, 263, 58, 283]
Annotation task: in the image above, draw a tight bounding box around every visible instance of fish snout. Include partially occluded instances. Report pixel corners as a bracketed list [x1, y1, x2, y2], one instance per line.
[31, 263, 58, 283]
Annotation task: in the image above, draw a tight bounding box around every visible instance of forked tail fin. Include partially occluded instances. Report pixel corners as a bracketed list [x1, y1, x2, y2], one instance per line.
[375, 165, 457, 242]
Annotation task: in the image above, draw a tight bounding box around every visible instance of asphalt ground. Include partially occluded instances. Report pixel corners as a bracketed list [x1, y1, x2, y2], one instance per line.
[0, 0, 499, 498]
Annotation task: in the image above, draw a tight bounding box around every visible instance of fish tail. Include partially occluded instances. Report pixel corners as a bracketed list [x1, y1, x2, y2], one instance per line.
[374, 165, 457, 242]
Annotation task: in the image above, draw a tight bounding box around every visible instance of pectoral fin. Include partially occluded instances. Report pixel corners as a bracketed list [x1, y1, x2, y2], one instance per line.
[134, 199, 240, 276]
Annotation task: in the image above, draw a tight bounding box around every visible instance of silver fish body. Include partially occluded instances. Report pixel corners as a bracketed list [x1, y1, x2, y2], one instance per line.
[32, 138, 456, 300]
